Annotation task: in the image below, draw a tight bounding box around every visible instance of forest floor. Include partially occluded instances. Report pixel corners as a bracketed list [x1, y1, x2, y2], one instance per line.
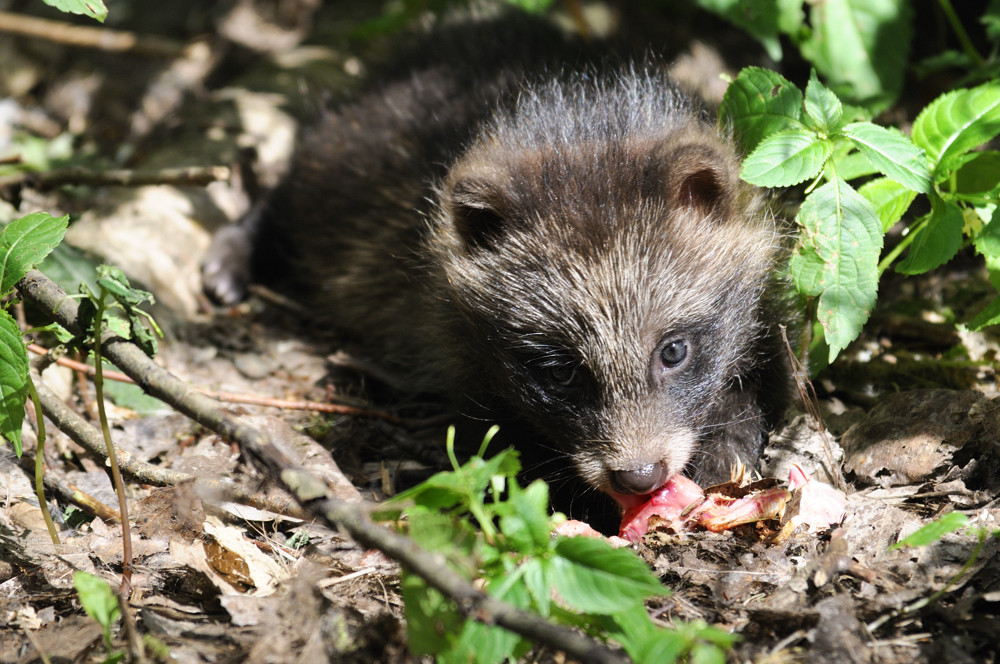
[1, 2, 998, 663]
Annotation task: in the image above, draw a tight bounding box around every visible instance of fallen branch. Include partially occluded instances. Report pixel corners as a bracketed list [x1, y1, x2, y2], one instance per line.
[0, 166, 232, 191]
[0, 10, 186, 57]
[27, 360, 304, 519]
[17, 268, 628, 664]
[28, 343, 413, 425]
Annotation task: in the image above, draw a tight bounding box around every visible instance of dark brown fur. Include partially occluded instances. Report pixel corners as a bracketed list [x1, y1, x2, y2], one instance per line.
[203, 13, 792, 510]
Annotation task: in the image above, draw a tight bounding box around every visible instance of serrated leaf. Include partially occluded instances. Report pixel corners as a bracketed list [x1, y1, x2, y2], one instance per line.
[400, 572, 462, 655]
[896, 198, 964, 275]
[974, 206, 1000, 259]
[889, 512, 970, 550]
[799, 0, 912, 106]
[719, 67, 804, 154]
[955, 151, 1000, 196]
[42, 0, 107, 22]
[520, 558, 552, 617]
[37, 242, 102, 297]
[444, 621, 517, 664]
[550, 537, 667, 614]
[789, 179, 883, 361]
[0, 213, 69, 296]
[497, 480, 551, 552]
[97, 265, 153, 307]
[843, 123, 931, 193]
[386, 448, 521, 511]
[446, 578, 532, 664]
[0, 310, 28, 456]
[804, 71, 844, 133]
[859, 177, 917, 232]
[985, 1, 1000, 41]
[913, 83, 1000, 176]
[741, 129, 831, 187]
[968, 295, 1000, 330]
[693, 0, 784, 61]
[827, 149, 879, 182]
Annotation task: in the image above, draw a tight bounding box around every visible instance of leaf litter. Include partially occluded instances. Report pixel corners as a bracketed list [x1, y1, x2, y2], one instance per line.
[1, 2, 999, 663]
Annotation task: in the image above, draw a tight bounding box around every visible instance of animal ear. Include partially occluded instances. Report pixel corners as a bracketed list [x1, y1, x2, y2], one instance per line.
[448, 177, 510, 250]
[664, 143, 738, 219]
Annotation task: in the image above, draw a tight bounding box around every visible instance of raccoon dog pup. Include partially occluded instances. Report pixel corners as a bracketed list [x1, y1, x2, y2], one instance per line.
[203, 15, 792, 510]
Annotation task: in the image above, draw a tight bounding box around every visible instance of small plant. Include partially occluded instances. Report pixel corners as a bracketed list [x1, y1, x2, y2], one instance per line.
[0, 209, 161, 578]
[377, 427, 736, 663]
[73, 571, 124, 663]
[41, 0, 107, 22]
[719, 69, 1000, 367]
[868, 511, 1000, 631]
[1, 212, 69, 544]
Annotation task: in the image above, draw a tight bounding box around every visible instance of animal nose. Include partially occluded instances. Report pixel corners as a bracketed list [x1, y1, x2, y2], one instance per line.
[609, 463, 668, 495]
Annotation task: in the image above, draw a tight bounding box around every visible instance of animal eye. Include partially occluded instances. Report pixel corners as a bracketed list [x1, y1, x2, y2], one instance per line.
[547, 363, 579, 388]
[659, 339, 688, 368]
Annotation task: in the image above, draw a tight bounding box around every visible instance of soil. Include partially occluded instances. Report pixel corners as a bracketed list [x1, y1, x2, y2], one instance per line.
[1, 2, 998, 663]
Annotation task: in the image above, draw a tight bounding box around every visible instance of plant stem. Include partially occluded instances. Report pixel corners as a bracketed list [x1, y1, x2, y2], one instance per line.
[869, 526, 990, 632]
[93, 288, 133, 596]
[937, 0, 986, 67]
[878, 216, 929, 275]
[26, 376, 60, 546]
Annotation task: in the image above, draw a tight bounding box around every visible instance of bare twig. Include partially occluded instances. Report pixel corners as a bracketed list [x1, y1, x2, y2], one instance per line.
[17, 268, 628, 664]
[28, 362, 305, 519]
[27, 343, 411, 425]
[0, 10, 186, 57]
[0, 166, 232, 191]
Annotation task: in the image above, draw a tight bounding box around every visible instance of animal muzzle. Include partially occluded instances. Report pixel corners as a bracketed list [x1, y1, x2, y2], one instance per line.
[608, 461, 669, 495]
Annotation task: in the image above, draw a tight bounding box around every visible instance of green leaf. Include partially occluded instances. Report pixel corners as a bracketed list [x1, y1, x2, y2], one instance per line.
[501, 0, 557, 12]
[985, 0, 1000, 42]
[497, 480, 552, 552]
[842, 123, 931, 193]
[741, 129, 831, 187]
[693, 0, 784, 61]
[719, 67, 804, 154]
[402, 507, 478, 562]
[96, 265, 153, 307]
[386, 447, 521, 512]
[954, 151, 1000, 196]
[598, 606, 671, 662]
[74, 571, 120, 629]
[827, 149, 879, 182]
[100, 378, 170, 416]
[520, 558, 552, 617]
[973, 206, 1000, 259]
[789, 179, 883, 361]
[41, 0, 107, 22]
[0, 310, 28, 456]
[400, 572, 463, 655]
[443, 621, 517, 664]
[896, 198, 964, 275]
[913, 83, 1000, 176]
[858, 177, 917, 232]
[550, 537, 667, 614]
[968, 295, 1000, 330]
[798, 0, 912, 106]
[37, 242, 102, 299]
[890, 512, 970, 550]
[691, 641, 728, 664]
[804, 71, 844, 133]
[0, 213, 69, 296]
[445, 578, 532, 664]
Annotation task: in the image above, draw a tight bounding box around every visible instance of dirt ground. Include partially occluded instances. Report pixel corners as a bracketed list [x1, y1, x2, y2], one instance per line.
[1, 2, 999, 663]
